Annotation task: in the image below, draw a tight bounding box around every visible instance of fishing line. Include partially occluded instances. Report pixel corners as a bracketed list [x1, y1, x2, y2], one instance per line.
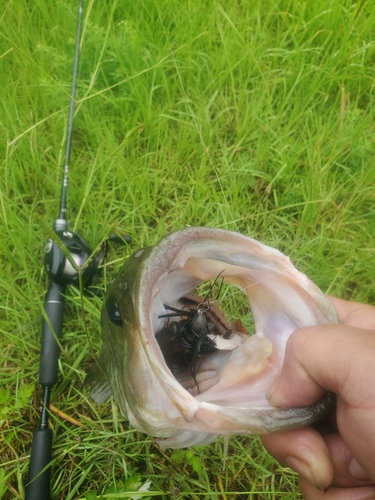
[154, 2, 239, 233]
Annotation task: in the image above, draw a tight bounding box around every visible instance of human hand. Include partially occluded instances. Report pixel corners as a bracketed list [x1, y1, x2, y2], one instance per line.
[261, 297, 375, 499]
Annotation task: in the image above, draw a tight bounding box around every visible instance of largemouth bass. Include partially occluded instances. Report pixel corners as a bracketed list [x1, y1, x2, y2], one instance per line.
[88, 227, 338, 449]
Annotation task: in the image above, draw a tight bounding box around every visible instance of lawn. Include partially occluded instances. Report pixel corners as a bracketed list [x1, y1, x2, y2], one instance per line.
[1, 0, 375, 498]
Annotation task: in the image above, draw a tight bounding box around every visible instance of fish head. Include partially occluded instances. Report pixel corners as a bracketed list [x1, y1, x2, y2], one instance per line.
[91, 227, 338, 448]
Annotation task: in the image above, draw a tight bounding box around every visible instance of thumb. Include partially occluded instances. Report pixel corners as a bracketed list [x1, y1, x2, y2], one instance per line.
[266, 324, 375, 408]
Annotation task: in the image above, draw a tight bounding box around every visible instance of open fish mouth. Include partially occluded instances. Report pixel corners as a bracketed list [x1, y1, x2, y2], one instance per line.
[89, 227, 338, 448]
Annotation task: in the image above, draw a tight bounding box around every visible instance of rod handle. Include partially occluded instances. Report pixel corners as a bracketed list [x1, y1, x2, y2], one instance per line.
[25, 428, 52, 500]
[39, 281, 66, 385]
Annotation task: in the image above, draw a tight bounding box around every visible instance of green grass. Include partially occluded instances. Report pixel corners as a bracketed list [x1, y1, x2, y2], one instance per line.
[1, 0, 375, 498]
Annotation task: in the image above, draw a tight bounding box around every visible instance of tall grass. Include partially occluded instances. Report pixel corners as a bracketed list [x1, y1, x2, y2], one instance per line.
[1, 0, 375, 498]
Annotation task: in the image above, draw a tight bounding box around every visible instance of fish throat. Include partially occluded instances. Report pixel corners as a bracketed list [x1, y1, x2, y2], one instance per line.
[155, 285, 246, 395]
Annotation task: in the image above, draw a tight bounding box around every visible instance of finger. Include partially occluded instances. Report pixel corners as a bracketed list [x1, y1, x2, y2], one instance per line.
[266, 325, 375, 407]
[328, 297, 375, 330]
[323, 433, 372, 487]
[299, 476, 375, 500]
[328, 296, 364, 324]
[261, 429, 373, 491]
[260, 426, 333, 490]
[350, 459, 372, 482]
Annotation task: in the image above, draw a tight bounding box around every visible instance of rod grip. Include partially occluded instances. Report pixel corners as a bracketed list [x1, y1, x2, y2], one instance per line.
[39, 281, 66, 385]
[25, 428, 52, 500]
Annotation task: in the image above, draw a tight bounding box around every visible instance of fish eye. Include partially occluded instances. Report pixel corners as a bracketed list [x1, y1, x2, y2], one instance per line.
[106, 299, 123, 328]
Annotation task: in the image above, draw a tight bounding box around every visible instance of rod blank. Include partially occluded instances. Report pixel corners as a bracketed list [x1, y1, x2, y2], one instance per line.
[25, 1, 84, 498]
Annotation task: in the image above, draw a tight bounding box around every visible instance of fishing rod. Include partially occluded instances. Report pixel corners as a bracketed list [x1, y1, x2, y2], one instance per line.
[25, 2, 130, 498]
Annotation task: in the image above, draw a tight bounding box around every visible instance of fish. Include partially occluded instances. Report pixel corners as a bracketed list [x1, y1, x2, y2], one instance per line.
[87, 227, 338, 449]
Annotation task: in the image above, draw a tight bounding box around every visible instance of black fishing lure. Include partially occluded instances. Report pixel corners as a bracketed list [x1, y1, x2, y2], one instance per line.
[156, 272, 225, 392]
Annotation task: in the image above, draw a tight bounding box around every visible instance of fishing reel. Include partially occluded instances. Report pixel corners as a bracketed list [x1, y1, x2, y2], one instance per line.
[44, 219, 131, 288]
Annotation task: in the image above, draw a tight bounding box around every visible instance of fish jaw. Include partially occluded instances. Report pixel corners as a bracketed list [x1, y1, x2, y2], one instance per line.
[98, 246, 197, 438]
[96, 227, 338, 448]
